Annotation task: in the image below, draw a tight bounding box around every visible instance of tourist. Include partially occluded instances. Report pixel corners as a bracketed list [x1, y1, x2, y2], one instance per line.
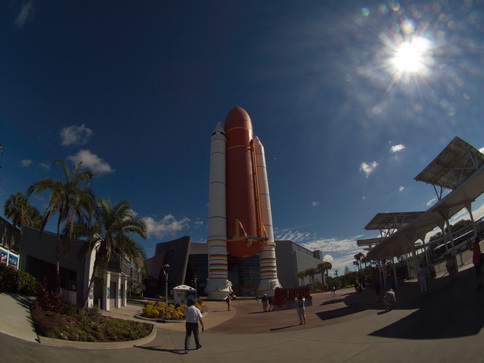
[384, 289, 396, 311]
[472, 237, 482, 291]
[445, 253, 457, 280]
[296, 294, 306, 324]
[225, 294, 232, 311]
[262, 294, 268, 312]
[418, 263, 430, 293]
[184, 299, 204, 353]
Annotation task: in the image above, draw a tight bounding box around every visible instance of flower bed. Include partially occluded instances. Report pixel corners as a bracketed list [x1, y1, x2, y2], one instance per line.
[31, 303, 153, 342]
[141, 300, 202, 320]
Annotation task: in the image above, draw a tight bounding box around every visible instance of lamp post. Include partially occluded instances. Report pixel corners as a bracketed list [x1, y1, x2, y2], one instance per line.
[162, 264, 170, 321]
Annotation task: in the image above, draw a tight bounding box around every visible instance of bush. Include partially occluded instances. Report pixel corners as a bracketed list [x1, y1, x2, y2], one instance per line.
[0, 263, 36, 295]
[31, 302, 152, 342]
[36, 279, 64, 312]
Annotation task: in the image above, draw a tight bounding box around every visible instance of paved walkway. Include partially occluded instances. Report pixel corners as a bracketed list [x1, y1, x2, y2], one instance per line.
[2, 251, 484, 362]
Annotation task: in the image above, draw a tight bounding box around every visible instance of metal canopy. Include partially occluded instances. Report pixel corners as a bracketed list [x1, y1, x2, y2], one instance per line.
[415, 136, 484, 190]
[366, 137, 484, 261]
[364, 212, 425, 232]
[357, 237, 385, 247]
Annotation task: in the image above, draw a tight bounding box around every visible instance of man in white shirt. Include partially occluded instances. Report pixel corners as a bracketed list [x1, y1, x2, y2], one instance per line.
[184, 299, 204, 353]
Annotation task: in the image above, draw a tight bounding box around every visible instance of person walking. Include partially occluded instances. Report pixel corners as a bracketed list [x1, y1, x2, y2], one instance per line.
[225, 294, 232, 311]
[296, 294, 306, 324]
[472, 237, 483, 291]
[262, 294, 268, 312]
[184, 299, 204, 353]
[384, 289, 396, 311]
[331, 286, 336, 297]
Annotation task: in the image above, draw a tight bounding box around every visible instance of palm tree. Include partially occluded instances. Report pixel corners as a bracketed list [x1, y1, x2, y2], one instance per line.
[77, 198, 147, 307]
[27, 160, 96, 293]
[296, 270, 306, 286]
[305, 267, 317, 287]
[4, 192, 42, 229]
[354, 252, 364, 272]
[317, 261, 333, 287]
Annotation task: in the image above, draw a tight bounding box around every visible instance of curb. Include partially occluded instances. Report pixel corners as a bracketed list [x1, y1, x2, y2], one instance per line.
[38, 323, 156, 350]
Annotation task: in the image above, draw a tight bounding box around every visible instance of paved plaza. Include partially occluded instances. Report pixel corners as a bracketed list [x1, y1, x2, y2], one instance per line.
[2, 258, 484, 362]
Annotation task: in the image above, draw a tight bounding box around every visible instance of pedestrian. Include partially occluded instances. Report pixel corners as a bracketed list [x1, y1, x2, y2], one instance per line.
[384, 289, 396, 311]
[296, 294, 306, 324]
[331, 286, 336, 297]
[268, 296, 274, 311]
[225, 294, 232, 311]
[184, 299, 204, 354]
[418, 263, 430, 293]
[262, 294, 268, 312]
[472, 237, 483, 291]
[445, 253, 457, 280]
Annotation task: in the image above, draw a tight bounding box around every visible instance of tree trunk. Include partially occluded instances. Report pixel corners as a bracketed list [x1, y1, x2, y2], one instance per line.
[55, 218, 63, 295]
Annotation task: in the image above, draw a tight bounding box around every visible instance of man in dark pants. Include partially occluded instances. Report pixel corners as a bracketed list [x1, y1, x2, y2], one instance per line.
[184, 299, 204, 353]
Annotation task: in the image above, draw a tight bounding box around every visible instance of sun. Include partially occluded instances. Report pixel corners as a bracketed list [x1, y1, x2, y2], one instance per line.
[391, 36, 432, 74]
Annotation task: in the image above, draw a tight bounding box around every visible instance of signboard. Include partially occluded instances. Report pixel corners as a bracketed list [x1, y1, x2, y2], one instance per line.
[0, 247, 19, 269]
[0, 247, 7, 265]
[8, 253, 18, 269]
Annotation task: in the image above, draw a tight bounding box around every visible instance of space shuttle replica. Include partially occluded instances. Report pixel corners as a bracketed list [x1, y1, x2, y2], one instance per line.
[205, 107, 281, 300]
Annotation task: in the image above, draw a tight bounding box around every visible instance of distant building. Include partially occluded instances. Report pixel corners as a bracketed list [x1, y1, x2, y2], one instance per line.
[146, 237, 324, 297]
[18, 226, 142, 310]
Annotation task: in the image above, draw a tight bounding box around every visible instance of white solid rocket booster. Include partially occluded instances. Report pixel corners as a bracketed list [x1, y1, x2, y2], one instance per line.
[254, 136, 281, 294]
[205, 122, 232, 300]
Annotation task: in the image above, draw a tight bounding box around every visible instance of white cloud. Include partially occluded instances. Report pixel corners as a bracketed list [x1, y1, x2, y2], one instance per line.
[143, 215, 190, 239]
[359, 161, 378, 178]
[390, 144, 406, 153]
[472, 201, 484, 221]
[15, 0, 35, 28]
[276, 230, 315, 243]
[426, 197, 437, 207]
[323, 255, 334, 263]
[312, 201, 319, 207]
[479, 147, 484, 154]
[60, 124, 93, 146]
[39, 162, 50, 170]
[20, 160, 32, 167]
[67, 149, 113, 174]
[398, 186, 405, 192]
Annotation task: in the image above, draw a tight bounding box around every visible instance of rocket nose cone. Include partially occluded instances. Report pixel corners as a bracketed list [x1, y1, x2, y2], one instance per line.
[224, 106, 252, 132]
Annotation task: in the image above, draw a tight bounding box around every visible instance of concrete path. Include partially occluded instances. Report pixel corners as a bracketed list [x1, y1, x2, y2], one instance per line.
[0, 293, 38, 343]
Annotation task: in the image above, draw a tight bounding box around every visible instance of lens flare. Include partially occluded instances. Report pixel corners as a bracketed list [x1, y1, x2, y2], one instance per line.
[391, 37, 432, 73]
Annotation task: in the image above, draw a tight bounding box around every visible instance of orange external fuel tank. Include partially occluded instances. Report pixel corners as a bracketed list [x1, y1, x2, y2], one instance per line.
[224, 107, 266, 258]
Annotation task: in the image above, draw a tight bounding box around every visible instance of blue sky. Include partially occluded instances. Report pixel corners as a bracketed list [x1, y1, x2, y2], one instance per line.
[1, 0, 484, 273]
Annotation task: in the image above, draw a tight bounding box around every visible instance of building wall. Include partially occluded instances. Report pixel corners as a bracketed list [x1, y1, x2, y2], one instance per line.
[20, 226, 88, 304]
[275, 240, 323, 288]
[147, 238, 324, 296]
[19, 226, 140, 310]
[145, 236, 191, 297]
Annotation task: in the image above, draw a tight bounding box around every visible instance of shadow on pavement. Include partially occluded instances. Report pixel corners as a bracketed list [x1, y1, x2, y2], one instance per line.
[320, 298, 345, 306]
[11, 294, 35, 310]
[270, 324, 300, 331]
[368, 268, 484, 339]
[135, 345, 187, 355]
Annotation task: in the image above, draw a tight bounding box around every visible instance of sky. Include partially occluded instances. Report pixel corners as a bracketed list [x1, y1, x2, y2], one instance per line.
[1, 0, 484, 274]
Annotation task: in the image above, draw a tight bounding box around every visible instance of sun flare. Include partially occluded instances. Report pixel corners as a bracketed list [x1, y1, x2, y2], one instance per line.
[391, 37, 432, 73]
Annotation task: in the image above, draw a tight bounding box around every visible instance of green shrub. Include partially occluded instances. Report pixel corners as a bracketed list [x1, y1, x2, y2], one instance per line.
[31, 302, 152, 342]
[0, 263, 36, 295]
